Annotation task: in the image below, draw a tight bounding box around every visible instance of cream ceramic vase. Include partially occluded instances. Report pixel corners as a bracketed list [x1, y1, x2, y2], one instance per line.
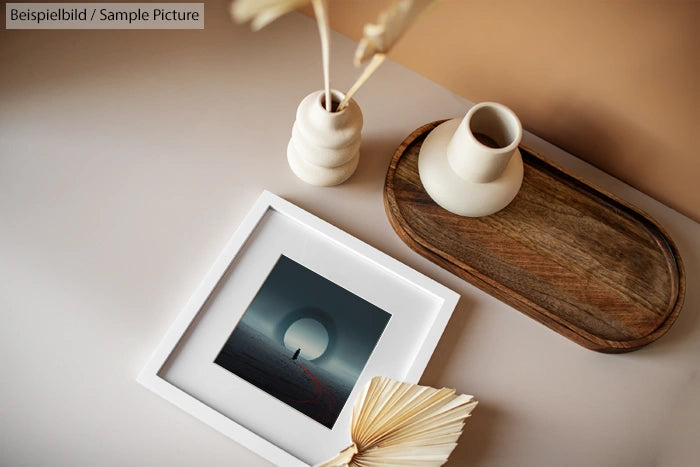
[287, 89, 363, 186]
[418, 102, 524, 217]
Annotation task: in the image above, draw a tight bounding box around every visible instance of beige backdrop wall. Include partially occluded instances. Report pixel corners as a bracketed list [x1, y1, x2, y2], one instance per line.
[304, 0, 700, 222]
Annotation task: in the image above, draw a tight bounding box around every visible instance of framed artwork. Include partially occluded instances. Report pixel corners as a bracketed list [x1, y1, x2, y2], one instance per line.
[137, 191, 459, 466]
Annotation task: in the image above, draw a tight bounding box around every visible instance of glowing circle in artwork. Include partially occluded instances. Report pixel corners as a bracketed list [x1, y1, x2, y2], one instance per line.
[283, 318, 330, 360]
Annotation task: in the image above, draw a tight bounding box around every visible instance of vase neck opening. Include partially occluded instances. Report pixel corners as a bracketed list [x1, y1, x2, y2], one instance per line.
[468, 104, 520, 150]
[318, 90, 345, 113]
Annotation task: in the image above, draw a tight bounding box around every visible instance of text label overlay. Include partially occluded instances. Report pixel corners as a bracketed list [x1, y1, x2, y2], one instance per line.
[6, 3, 204, 29]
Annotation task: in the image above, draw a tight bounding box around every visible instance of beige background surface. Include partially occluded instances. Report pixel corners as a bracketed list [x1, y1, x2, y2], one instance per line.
[1, 2, 699, 466]
[303, 0, 700, 222]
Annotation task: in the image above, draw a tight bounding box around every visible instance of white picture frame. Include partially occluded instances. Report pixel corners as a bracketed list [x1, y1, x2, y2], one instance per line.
[137, 191, 459, 466]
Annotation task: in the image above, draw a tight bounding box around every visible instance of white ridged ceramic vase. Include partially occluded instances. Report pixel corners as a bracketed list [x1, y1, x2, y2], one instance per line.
[287, 90, 363, 186]
[418, 102, 524, 217]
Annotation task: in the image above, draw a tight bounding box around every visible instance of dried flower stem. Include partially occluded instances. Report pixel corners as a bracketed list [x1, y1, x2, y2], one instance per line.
[337, 53, 386, 111]
[230, 0, 312, 31]
[337, 0, 440, 110]
[312, 0, 332, 111]
[231, 0, 439, 113]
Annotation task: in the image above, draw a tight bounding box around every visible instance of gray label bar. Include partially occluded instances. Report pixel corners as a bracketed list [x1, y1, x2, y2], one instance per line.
[6, 3, 204, 29]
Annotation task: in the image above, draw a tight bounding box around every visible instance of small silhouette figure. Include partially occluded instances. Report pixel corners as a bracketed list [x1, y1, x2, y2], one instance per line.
[292, 348, 301, 360]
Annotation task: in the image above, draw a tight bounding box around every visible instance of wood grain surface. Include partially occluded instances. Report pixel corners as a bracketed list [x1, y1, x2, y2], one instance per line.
[384, 122, 686, 352]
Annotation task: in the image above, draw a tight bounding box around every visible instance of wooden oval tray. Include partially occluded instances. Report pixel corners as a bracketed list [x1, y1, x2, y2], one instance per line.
[384, 121, 685, 352]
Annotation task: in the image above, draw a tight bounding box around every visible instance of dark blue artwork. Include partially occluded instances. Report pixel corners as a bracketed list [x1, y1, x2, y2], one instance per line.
[215, 255, 391, 429]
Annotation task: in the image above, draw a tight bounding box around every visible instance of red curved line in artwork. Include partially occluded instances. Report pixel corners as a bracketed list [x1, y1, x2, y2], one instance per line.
[288, 363, 337, 424]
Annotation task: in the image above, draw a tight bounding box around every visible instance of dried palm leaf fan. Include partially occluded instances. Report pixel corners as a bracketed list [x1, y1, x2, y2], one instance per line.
[316, 376, 477, 467]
